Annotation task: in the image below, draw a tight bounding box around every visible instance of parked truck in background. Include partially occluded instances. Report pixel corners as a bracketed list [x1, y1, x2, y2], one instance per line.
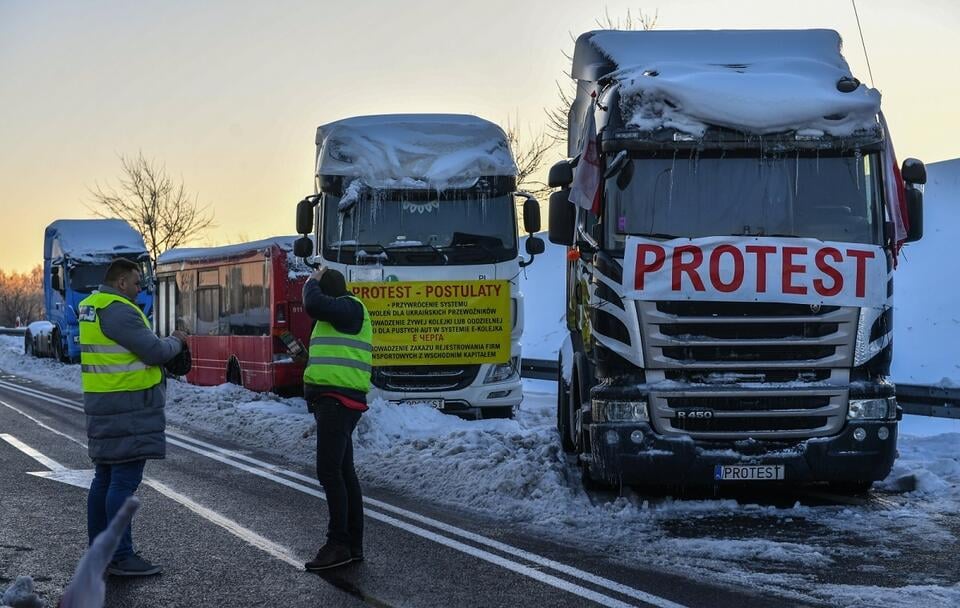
[548, 30, 926, 490]
[27, 219, 153, 362]
[293, 114, 544, 418]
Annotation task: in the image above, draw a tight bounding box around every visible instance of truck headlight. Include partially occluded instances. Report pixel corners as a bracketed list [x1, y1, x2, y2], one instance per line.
[592, 399, 648, 423]
[484, 357, 518, 384]
[847, 397, 896, 420]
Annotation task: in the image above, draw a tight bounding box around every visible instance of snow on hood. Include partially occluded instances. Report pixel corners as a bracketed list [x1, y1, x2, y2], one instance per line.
[315, 114, 518, 189]
[44, 219, 148, 263]
[588, 29, 881, 136]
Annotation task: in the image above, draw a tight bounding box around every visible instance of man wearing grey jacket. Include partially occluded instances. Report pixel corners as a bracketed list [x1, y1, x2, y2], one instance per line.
[78, 258, 186, 577]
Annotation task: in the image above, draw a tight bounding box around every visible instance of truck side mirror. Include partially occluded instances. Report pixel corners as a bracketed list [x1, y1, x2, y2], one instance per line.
[901, 158, 926, 185]
[905, 188, 923, 243]
[50, 267, 62, 292]
[548, 161, 574, 188]
[293, 236, 314, 259]
[525, 236, 545, 255]
[522, 197, 541, 234]
[548, 189, 576, 246]
[296, 198, 315, 235]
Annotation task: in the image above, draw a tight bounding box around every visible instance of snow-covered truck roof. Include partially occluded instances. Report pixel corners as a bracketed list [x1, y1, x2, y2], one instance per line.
[314, 114, 518, 189]
[572, 29, 880, 139]
[44, 219, 148, 264]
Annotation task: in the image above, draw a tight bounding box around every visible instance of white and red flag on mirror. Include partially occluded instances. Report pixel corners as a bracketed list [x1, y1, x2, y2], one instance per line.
[880, 112, 908, 260]
[569, 100, 602, 215]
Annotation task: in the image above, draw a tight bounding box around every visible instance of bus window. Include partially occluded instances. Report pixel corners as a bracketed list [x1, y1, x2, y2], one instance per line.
[175, 270, 196, 334]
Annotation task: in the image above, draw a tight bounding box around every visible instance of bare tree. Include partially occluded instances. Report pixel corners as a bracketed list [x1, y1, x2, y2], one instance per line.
[0, 265, 43, 326]
[545, 8, 659, 147]
[506, 122, 553, 199]
[87, 152, 215, 262]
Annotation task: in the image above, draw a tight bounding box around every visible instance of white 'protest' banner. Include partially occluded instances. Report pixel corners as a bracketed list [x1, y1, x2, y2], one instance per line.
[621, 236, 888, 308]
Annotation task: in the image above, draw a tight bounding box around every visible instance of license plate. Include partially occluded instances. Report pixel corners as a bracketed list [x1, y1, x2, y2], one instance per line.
[714, 464, 785, 481]
[392, 398, 445, 410]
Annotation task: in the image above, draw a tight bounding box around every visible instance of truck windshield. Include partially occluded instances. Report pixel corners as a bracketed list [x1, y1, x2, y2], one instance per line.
[69, 263, 110, 293]
[605, 151, 885, 252]
[321, 190, 518, 265]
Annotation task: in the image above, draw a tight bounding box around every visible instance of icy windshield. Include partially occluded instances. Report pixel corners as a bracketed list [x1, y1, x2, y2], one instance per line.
[605, 151, 885, 252]
[321, 190, 517, 265]
[69, 263, 110, 293]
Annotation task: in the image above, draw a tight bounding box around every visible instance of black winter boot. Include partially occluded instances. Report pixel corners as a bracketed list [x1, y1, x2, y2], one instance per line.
[305, 543, 352, 571]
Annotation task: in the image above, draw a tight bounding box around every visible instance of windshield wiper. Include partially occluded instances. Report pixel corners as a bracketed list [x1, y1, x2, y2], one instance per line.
[383, 243, 449, 264]
[633, 232, 682, 240]
[328, 243, 398, 263]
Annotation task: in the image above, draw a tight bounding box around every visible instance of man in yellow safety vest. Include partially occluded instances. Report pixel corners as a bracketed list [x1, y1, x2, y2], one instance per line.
[301, 266, 372, 571]
[79, 258, 187, 577]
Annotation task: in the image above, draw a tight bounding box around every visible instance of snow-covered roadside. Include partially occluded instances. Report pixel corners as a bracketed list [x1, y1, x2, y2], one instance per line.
[2, 335, 958, 606]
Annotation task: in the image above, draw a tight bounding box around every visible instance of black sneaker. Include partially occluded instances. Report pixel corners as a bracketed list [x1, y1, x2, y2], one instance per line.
[107, 553, 162, 577]
[305, 543, 352, 571]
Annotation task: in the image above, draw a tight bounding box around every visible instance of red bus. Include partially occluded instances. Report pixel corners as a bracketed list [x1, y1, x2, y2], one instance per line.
[154, 236, 312, 393]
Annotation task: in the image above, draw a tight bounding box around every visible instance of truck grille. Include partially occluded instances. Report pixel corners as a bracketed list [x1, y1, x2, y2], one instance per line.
[640, 301, 857, 369]
[650, 389, 846, 440]
[372, 365, 480, 392]
[639, 300, 856, 439]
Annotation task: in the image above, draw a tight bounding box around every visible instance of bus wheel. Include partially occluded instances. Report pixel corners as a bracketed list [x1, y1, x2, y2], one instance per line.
[226, 359, 243, 387]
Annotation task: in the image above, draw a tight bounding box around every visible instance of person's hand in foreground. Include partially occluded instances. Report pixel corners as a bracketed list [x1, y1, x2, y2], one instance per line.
[59, 496, 141, 608]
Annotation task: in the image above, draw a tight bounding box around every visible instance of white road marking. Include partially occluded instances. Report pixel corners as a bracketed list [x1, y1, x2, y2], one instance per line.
[0, 378, 689, 608]
[0, 426, 301, 569]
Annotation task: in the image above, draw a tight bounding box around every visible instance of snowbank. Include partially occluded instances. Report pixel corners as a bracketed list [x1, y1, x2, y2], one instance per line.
[588, 29, 880, 136]
[315, 114, 517, 189]
[892, 158, 960, 385]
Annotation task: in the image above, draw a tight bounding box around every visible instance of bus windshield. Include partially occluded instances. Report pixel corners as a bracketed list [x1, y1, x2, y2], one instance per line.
[321, 189, 518, 265]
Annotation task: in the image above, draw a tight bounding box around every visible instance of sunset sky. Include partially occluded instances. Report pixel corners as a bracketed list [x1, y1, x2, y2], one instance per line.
[1, 0, 957, 272]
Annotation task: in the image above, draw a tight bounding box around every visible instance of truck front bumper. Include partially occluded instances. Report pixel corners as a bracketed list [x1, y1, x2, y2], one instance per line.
[587, 420, 898, 486]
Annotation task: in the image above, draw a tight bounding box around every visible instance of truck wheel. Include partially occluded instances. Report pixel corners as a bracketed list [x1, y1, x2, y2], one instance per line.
[52, 329, 67, 363]
[24, 332, 33, 356]
[557, 357, 575, 453]
[226, 359, 243, 386]
[828, 480, 873, 495]
[483, 406, 515, 419]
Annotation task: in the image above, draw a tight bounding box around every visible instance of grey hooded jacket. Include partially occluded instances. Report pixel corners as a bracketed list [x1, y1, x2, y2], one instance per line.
[83, 285, 183, 464]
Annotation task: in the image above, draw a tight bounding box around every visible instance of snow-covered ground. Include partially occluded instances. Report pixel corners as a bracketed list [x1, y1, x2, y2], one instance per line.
[1, 160, 957, 606]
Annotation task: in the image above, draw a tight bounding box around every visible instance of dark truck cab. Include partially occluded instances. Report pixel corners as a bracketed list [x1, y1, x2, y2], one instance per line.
[548, 30, 926, 489]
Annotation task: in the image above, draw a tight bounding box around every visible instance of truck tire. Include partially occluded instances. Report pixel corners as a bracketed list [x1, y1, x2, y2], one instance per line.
[557, 356, 575, 453]
[828, 480, 873, 495]
[52, 329, 67, 363]
[482, 406, 515, 419]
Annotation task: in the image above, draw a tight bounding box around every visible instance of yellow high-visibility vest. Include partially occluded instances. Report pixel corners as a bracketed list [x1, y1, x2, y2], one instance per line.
[303, 296, 373, 392]
[78, 292, 162, 393]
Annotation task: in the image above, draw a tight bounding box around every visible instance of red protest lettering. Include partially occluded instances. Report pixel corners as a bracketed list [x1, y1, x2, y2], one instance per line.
[672, 245, 705, 291]
[633, 244, 666, 290]
[781, 246, 808, 295]
[745, 245, 776, 293]
[846, 249, 876, 298]
[813, 247, 844, 296]
[709, 245, 745, 293]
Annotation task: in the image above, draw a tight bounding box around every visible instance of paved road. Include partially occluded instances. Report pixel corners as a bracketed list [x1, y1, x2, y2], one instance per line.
[0, 372, 804, 608]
